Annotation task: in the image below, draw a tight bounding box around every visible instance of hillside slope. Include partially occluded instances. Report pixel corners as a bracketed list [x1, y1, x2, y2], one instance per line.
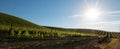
[0, 13, 53, 39]
[0, 12, 119, 39]
[0, 13, 93, 40]
[0, 13, 48, 30]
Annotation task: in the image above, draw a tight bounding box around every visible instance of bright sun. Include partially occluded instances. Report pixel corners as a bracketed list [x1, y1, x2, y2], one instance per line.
[84, 8, 101, 21]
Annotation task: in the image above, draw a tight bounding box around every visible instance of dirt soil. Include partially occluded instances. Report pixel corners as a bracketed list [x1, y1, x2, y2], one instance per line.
[0, 38, 119, 49]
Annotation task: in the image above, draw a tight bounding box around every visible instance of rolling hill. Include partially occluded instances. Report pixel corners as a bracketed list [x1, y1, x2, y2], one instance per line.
[0, 12, 94, 40]
[0, 13, 49, 30]
[0, 13, 119, 38]
[0, 12, 119, 39]
[0, 12, 120, 49]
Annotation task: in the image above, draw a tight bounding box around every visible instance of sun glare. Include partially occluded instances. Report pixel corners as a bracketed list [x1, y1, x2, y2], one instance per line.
[84, 8, 101, 21]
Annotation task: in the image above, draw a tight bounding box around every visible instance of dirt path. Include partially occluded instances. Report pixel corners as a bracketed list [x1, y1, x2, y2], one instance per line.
[99, 38, 120, 49]
[116, 39, 120, 49]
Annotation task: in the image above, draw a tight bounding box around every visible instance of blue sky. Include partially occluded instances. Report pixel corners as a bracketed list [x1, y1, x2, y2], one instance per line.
[0, 0, 120, 32]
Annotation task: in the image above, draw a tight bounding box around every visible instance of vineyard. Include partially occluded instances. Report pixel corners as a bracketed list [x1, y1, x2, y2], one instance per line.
[0, 24, 98, 41]
[0, 23, 119, 41]
[0, 13, 120, 49]
[0, 13, 97, 40]
[95, 31, 120, 38]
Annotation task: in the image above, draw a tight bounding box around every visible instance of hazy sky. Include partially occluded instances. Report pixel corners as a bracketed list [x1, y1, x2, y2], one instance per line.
[0, 0, 120, 32]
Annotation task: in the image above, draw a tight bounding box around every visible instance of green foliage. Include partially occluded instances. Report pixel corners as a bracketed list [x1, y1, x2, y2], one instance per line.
[23, 31, 30, 37]
[41, 34, 44, 39]
[10, 30, 15, 37]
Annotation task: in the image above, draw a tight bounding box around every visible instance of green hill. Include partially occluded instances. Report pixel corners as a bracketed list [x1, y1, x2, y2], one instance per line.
[0, 12, 119, 40]
[0, 13, 53, 39]
[0, 13, 92, 40]
[0, 13, 49, 30]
